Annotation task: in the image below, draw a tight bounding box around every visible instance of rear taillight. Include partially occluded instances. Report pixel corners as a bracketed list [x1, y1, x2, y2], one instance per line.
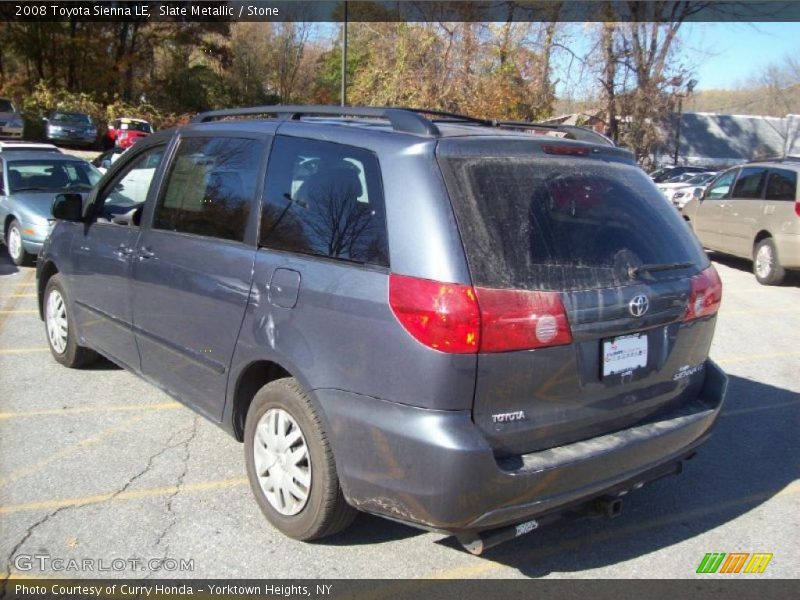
[389, 274, 572, 354]
[474, 287, 572, 351]
[795, 200, 799, 217]
[684, 266, 722, 322]
[389, 275, 480, 354]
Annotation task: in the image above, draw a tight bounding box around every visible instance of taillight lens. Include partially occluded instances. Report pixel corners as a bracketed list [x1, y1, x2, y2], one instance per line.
[389, 274, 572, 354]
[795, 200, 799, 217]
[475, 287, 572, 351]
[389, 275, 480, 353]
[684, 266, 722, 322]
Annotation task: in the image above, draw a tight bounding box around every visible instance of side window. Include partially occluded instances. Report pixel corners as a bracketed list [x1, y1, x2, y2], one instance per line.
[765, 169, 797, 201]
[731, 167, 767, 199]
[705, 170, 738, 200]
[153, 137, 265, 242]
[260, 136, 389, 267]
[96, 145, 166, 224]
[0, 159, 5, 195]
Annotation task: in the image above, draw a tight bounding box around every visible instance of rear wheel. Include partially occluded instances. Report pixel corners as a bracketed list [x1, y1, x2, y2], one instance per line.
[244, 378, 356, 540]
[6, 219, 33, 266]
[753, 238, 785, 285]
[44, 274, 98, 367]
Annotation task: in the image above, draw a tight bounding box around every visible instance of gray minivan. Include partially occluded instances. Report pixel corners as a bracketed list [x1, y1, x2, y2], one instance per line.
[37, 106, 726, 553]
[682, 161, 800, 285]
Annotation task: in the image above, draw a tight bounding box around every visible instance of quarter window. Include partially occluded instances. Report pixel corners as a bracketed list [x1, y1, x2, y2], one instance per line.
[732, 167, 767, 199]
[260, 136, 389, 267]
[153, 137, 265, 242]
[765, 169, 797, 201]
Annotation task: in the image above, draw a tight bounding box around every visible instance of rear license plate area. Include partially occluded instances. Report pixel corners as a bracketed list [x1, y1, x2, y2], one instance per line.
[602, 333, 648, 378]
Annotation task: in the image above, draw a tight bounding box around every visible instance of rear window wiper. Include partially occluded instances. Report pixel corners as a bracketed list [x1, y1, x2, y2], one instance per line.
[629, 261, 693, 278]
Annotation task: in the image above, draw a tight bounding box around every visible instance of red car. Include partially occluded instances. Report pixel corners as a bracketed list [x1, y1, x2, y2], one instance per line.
[106, 117, 153, 149]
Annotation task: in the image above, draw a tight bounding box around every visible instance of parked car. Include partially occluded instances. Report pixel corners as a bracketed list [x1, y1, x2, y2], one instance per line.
[670, 174, 718, 210]
[681, 161, 800, 285]
[1, 151, 101, 265]
[0, 141, 61, 154]
[44, 111, 97, 147]
[91, 147, 126, 173]
[658, 172, 717, 206]
[37, 106, 726, 553]
[649, 165, 708, 183]
[106, 118, 153, 149]
[0, 98, 25, 140]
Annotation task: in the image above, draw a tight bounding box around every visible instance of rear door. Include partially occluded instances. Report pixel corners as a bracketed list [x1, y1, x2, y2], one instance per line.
[437, 140, 717, 455]
[719, 166, 767, 256]
[130, 134, 269, 420]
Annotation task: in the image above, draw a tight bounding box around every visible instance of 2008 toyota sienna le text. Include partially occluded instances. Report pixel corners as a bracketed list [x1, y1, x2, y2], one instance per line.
[37, 106, 727, 554]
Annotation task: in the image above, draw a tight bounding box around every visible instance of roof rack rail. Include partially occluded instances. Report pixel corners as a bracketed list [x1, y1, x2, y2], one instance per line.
[494, 121, 615, 146]
[192, 105, 441, 137]
[191, 104, 615, 146]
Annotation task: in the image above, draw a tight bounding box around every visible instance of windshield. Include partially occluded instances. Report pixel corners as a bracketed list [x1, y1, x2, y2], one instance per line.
[51, 112, 92, 125]
[8, 160, 101, 193]
[438, 155, 709, 291]
[121, 121, 152, 133]
[0, 99, 15, 113]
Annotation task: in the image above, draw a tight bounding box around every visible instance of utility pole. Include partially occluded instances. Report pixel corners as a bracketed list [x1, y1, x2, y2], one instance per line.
[340, 1, 348, 107]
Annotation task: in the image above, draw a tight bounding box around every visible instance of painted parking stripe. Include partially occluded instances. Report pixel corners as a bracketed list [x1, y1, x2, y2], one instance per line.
[0, 478, 249, 514]
[0, 402, 181, 419]
[0, 347, 49, 355]
[0, 309, 37, 314]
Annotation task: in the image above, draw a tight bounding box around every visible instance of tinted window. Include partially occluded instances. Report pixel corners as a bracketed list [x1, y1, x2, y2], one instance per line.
[95, 146, 165, 223]
[765, 169, 797, 201]
[706, 170, 737, 200]
[732, 167, 767, 199]
[260, 136, 389, 266]
[0, 99, 14, 112]
[153, 137, 265, 242]
[437, 155, 709, 291]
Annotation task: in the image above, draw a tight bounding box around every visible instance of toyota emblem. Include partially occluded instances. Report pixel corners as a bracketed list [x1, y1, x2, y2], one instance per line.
[629, 295, 649, 317]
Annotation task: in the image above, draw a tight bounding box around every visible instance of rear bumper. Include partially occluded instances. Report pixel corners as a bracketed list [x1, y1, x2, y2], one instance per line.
[320, 359, 727, 532]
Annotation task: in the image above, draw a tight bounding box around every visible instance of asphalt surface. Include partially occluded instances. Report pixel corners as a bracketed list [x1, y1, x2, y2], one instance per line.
[0, 250, 798, 580]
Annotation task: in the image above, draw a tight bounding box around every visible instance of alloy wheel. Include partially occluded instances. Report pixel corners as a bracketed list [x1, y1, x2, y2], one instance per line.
[46, 289, 69, 355]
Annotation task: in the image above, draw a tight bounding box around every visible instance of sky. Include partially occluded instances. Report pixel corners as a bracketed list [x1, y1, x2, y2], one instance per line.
[681, 22, 800, 90]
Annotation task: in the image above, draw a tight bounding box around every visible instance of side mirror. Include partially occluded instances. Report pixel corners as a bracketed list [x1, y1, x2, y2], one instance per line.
[52, 193, 84, 222]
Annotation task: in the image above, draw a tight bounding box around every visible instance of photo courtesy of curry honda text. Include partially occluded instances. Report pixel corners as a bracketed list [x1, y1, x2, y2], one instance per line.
[36, 106, 727, 554]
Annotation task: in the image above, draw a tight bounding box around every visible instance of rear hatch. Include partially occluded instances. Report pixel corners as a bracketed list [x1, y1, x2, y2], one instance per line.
[436, 138, 721, 456]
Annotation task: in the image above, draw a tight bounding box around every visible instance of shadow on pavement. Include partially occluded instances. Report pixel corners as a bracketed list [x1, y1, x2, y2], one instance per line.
[710, 252, 800, 287]
[0, 250, 19, 276]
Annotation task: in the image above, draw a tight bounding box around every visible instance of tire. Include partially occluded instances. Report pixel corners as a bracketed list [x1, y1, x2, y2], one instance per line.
[753, 238, 785, 285]
[244, 377, 356, 540]
[43, 274, 98, 368]
[5, 219, 33, 266]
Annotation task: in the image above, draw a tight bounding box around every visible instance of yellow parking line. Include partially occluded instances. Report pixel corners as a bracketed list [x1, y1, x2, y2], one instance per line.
[0, 347, 48, 355]
[0, 415, 151, 486]
[0, 401, 180, 420]
[0, 478, 248, 514]
[0, 293, 36, 298]
[0, 309, 37, 314]
[716, 350, 800, 365]
[423, 481, 800, 580]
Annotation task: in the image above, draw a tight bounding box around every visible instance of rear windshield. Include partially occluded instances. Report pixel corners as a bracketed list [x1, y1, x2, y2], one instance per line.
[438, 156, 709, 291]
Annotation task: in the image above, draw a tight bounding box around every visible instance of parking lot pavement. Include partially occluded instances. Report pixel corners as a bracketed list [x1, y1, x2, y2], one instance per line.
[0, 250, 798, 581]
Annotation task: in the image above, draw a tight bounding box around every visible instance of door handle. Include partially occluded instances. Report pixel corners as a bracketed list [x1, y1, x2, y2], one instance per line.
[137, 246, 156, 260]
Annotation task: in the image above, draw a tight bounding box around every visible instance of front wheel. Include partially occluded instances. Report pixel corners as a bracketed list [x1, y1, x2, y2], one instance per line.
[244, 378, 356, 540]
[754, 238, 785, 285]
[44, 274, 98, 368]
[6, 219, 33, 266]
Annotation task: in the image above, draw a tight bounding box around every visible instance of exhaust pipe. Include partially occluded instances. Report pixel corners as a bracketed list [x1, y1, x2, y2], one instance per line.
[456, 496, 624, 555]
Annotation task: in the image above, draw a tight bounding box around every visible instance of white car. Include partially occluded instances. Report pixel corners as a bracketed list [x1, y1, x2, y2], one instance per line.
[657, 172, 717, 205]
[0, 98, 25, 139]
